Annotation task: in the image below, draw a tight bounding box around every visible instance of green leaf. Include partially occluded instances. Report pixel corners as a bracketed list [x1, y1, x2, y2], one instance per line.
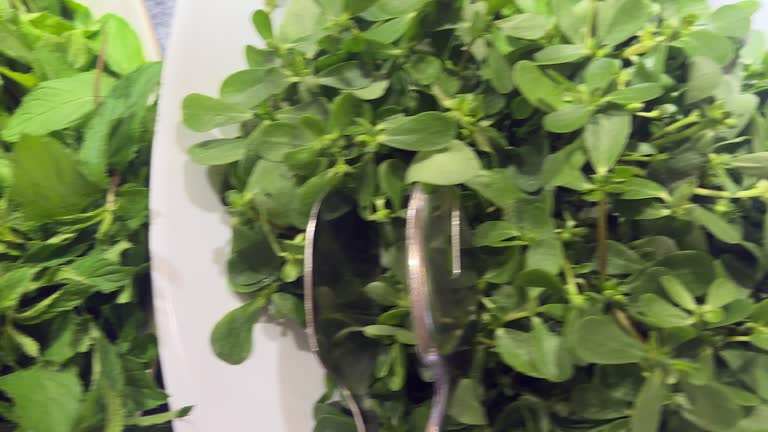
[329, 93, 363, 133]
[187, 138, 245, 165]
[741, 30, 766, 65]
[101, 14, 145, 75]
[182, 94, 252, 132]
[316, 61, 371, 89]
[360, 0, 428, 20]
[553, 0, 592, 44]
[596, 0, 651, 46]
[683, 382, 744, 431]
[474, 221, 520, 247]
[378, 159, 406, 210]
[379, 112, 457, 151]
[486, 49, 515, 93]
[661, 275, 698, 311]
[126, 407, 193, 426]
[364, 281, 400, 306]
[227, 224, 282, 290]
[11, 136, 99, 221]
[573, 316, 647, 364]
[605, 241, 646, 275]
[534, 44, 590, 65]
[2, 71, 115, 142]
[0, 368, 83, 432]
[632, 294, 694, 328]
[351, 80, 390, 100]
[466, 169, 522, 210]
[211, 296, 267, 365]
[631, 370, 667, 432]
[686, 57, 723, 104]
[511, 61, 566, 112]
[495, 318, 573, 382]
[406, 140, 482, 185]
[276, 0, 324, 53]
[605, 84, 664, 104]
[252, 10, 273, 41]
[688, 205, 743, 244]
[496, 13, 552, 40]
[585, 57, 622, 95]
[220, 68, 290, 108]
[729, 153, 768, 179]
[543, 105, 592, 133]
[448, 379, 488, 425]
[245, 160, 300, 227]
[8, 326, 40, 358]
[583, 110, 632, 174]
[751, 300, 768, 324]
[0, 66, 39, 88]
[678, 30, 736, 66]
[297, 171, 340, 222]
[79, 62, 162, 184]
[621, 178, 671, 201]
[706, 278, 748, 308]
[660, 0, 710, 20]
[247, 121, 313, 162]
[270, 292, 304, 324]
[0, 268, 37, 313]
[406, 55, 442, 86]
[363, 15, 413, 43]
[362, 325, 416, 345]
[708, 2, 755, 38]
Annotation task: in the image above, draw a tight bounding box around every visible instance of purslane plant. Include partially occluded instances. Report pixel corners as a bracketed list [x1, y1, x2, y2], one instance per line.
[184, 0, 768, 431]
[1, 1, 187, 431]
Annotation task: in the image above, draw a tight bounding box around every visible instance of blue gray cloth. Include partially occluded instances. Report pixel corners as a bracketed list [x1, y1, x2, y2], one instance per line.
[144, 0, 175, 52]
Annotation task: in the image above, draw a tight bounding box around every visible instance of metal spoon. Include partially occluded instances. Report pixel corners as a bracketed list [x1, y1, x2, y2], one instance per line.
[407, 185, 478, 432]
[304, 191, 382, 432]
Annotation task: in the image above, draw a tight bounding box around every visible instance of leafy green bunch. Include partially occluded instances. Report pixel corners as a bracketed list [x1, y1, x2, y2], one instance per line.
[184, 0, 768, 430]
[1, 1, 186, 431]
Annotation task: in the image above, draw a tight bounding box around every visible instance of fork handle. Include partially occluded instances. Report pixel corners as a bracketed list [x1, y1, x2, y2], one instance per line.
[426, 358, 450, 432]
[341, 387, 379, 432]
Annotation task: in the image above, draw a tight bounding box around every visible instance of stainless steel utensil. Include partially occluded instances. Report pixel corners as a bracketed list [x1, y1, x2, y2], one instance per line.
[305, 191, 382, 432]
[407, 185, 478, 432]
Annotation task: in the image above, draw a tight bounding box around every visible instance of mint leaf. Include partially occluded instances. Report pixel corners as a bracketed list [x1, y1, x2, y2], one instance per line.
[2, 71, 115, 142]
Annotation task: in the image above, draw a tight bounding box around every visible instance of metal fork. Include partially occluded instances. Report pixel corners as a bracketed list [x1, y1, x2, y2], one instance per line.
[304, 191, 381, 432]
[407, 185, 477, 432]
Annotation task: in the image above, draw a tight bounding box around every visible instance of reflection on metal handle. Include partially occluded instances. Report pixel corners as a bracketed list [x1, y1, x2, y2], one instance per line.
[451, 203, 461, 277]
[426, 356, 450, 432]
[407, 185, 462, 432]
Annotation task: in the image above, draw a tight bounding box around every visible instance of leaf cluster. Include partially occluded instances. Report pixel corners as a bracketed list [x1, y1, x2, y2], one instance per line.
[184, 0, 768, 431]
[1, 1, 186, 430]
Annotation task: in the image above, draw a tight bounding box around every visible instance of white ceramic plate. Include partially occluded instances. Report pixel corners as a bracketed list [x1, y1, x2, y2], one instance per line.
[149, 1, 325, 431]
[150, 1, 768, 431]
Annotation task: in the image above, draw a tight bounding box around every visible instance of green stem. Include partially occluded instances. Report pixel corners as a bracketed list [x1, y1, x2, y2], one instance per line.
[649, 123, 709, 147]
[694, 186, 768, 199]
[256, 207, 285, 257]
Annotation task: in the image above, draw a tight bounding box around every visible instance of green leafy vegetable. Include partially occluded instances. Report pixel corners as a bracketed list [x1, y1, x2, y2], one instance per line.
[183, 0, 768, 430]
[0, 2, 185, 430]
